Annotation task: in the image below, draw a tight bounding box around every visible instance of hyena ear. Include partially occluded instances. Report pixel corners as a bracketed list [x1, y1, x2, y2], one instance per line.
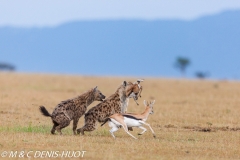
[93, 86, 98, 91]
[122, 81, 127, 87]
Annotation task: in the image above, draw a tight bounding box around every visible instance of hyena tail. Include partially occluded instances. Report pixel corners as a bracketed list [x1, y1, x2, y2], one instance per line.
[101, 118, 111, 126]
[39, 106, 52, 117]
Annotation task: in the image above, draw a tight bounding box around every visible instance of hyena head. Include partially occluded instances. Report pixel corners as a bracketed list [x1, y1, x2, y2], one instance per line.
[93, 86, 106, 101]
[126, 79, 143, 101]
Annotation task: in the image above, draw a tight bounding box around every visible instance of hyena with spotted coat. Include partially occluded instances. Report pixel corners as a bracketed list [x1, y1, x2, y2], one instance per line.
[39, 86, 105, 135]
[77, 80, 143, 135]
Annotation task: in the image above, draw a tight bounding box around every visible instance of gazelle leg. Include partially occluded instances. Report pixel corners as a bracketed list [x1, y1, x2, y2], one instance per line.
[109, 126, 119, 139]
[140, 121, 156, 138]
[108, 118, 137, 139]
[125, 130, 138, 139]
[121, 124, 137, 139]
[138, 126, 147, 135]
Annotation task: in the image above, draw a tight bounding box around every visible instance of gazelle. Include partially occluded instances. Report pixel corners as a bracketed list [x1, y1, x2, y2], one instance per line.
[101, 100, 156, 139]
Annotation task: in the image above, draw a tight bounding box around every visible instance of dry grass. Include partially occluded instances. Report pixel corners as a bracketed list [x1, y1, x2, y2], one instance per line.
[0, 72, 240, 159]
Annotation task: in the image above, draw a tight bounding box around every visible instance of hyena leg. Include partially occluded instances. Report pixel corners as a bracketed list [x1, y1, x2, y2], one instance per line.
[77, 121, 96, 135]
[51, 121, 59, 135]
[128, 127, 133, 131]
[73, 118, 80, 135]
[55, 120, 71, 135]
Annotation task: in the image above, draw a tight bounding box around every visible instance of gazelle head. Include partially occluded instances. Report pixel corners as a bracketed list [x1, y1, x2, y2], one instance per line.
[144, 100, 155, 114]
[126, 79, 144, 105]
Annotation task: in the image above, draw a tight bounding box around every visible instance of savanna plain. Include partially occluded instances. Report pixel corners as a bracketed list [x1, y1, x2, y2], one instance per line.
[0, 73, 240, 160]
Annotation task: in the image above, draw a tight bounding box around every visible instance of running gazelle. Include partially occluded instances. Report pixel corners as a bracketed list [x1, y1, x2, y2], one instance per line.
[101, 100, 156, 139]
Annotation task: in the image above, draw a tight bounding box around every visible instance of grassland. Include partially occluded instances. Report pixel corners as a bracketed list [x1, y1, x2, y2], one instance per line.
[0, 72, 240, 160]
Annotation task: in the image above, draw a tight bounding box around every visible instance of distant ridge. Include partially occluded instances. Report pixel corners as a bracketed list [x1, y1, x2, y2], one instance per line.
[0, 10, 240, 79]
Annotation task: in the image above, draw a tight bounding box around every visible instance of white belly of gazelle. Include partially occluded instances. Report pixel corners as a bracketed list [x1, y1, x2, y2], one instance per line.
[123, 117, 141, 127]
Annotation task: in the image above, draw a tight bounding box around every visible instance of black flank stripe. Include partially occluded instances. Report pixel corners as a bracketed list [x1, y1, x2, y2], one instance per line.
[123, 115, 142, 120]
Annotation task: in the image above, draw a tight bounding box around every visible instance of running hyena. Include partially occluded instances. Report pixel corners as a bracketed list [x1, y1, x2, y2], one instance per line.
[39, 86, 105, 135]
[77, 80, 143, 135]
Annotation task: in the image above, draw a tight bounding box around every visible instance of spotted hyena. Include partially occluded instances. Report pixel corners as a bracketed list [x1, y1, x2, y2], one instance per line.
[77, 80, 143, 135]
[39, 86, 105, 135]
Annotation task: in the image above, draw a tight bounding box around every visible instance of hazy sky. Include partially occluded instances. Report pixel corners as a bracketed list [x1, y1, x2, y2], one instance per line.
[1, 0, 240, 27]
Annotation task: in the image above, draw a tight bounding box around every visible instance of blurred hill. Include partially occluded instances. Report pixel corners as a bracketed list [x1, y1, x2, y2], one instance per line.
[0, 10, 239, 79]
